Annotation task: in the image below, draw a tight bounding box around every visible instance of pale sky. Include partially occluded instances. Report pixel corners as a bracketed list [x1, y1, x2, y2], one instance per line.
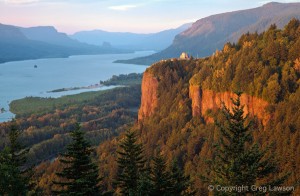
[0, 0, 300, 34]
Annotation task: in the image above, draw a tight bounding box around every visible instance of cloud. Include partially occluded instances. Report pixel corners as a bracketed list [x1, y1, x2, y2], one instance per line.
[108, 4, 138, 11]
[3, 0, 40, 4]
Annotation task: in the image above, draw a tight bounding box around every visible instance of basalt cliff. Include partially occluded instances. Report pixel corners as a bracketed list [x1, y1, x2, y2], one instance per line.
[138, 69, 270, 125]
[138, 71, 159, 121]
[189, 86, 270, 125]
[136, 22, 300, 195]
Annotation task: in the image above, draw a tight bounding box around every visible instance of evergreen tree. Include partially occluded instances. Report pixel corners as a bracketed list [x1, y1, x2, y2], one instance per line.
[136, 162, 152, 196]
[206, 92, 289, 195]
[149, 153, 172, 196]
[169, 160, 195, 196]
[52, 123, 102, 195]
[0, 122, 32, 195]
[115, 130, 146, 195]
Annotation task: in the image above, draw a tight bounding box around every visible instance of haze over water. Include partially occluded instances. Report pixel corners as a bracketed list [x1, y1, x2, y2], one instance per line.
[0, 51, 154, 122]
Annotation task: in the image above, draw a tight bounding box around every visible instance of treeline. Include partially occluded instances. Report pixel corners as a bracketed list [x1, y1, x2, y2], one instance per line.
[190, 18, 300, 104]
[100, 73, 143, 86]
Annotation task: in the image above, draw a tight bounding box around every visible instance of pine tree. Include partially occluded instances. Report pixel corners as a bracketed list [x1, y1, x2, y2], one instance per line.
[206, 92, 289, 195]
[137, 163, 152, 196]
[0, 122, 32, 195]
[52, 123, 102, 195]
[115, 130, 146, 195]
[169, 160, 195, 196]
[149, 153, 172, 196]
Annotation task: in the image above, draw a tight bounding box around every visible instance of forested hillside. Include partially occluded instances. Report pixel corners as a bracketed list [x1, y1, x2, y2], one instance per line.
[1, 19, 300, 195]
[97, 19, 300, 195]
[0, 83, 141, 165]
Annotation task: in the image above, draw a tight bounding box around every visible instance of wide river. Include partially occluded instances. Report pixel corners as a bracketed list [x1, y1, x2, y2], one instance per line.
[0, 51, 154, 122]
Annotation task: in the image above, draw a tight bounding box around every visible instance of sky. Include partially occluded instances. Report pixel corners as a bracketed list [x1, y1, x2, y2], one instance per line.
[1, 0, 300, 34]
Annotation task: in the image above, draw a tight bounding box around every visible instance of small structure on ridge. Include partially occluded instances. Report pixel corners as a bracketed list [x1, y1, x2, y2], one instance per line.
[179, 52, 189, 60]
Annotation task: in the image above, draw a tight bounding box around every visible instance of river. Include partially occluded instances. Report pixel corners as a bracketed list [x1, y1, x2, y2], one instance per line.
[0, 51, 153, 122]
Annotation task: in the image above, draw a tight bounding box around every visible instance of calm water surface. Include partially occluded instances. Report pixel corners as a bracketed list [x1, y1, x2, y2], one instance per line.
[0, 51, 153, 122]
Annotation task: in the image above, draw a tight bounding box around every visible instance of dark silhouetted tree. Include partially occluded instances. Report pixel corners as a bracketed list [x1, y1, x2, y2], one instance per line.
[0, 122, 32, 195]
[206, 92, 289, 195]
[150, 153, 172, 196]
[52, 123, 102, 195]
[169, 159, 195, 196]
[115, 130, 146, 195]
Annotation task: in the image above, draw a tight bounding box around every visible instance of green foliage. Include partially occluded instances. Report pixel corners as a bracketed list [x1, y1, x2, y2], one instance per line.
[0, 122, 32, 195]
[206, 92, 289, 195]
[190, 19, 300, 102]
[10, 90, 108, 116]
[136, 164, 152, 196]
[100, 73, 143, 86]
[150, 153, 172, 196]
[169, 160, 195, 196]
[262, 73, 281, 103]
[0, 85, 141, 165]
[52, 123, 103, 195]
[115, 130, 146, 195]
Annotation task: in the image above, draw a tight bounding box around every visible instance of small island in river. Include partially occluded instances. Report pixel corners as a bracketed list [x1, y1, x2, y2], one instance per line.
[47, 83, 102, 93]
[47, 73, 142, 93]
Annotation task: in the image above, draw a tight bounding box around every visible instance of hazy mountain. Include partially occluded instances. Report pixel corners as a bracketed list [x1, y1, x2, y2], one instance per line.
[19, 26, 85, 47]
[0, 24, 65, 63]
[0, 23, 27, 42]
[0, 24, 129, 63]
[119, 2, 300, 65]
[70, 23, 192, 51]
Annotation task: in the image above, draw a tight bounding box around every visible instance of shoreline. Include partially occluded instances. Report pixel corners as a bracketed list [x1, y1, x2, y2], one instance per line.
[47, 83, 104, 93]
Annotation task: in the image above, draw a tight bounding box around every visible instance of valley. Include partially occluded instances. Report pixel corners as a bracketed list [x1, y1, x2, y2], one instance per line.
[1, 1, 300, 195]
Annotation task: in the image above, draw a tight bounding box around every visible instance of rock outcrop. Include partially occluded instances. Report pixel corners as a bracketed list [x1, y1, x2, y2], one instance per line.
[138, 71, 159, 121]
[189, 85, 270, 125]
[138, 73, 270, 125]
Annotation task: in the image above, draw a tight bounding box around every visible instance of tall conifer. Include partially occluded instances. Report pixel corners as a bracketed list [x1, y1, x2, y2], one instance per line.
[0, 122, 32, 195]
[52, 123, 102, 195]
[115, 130, 146, 195]
[206, 92, 289, 195]
[150, 153, 172, 196]
[169, 160, 195, 196]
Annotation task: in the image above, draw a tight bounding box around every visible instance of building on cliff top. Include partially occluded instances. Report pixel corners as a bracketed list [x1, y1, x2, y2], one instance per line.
[179, 52, 189, 60]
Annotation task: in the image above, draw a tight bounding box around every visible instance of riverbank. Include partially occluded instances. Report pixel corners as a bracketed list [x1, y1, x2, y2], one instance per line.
[9, 73, 143, 117]
[47, 83, 103, 93]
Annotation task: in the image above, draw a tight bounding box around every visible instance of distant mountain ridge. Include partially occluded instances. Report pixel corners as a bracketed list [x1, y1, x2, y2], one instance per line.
[0, 24, 27, 41]
[0, 24, 129, 63]
[119, 2, 300, 65]
[19, 26, 82, 47]
[70, 23, 192, 51]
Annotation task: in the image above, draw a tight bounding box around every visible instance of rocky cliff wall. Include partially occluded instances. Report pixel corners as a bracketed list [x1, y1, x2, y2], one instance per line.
[138, 74, 270, 125]
[189, 85, 270, 125]
[138, 71, 159, 121]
